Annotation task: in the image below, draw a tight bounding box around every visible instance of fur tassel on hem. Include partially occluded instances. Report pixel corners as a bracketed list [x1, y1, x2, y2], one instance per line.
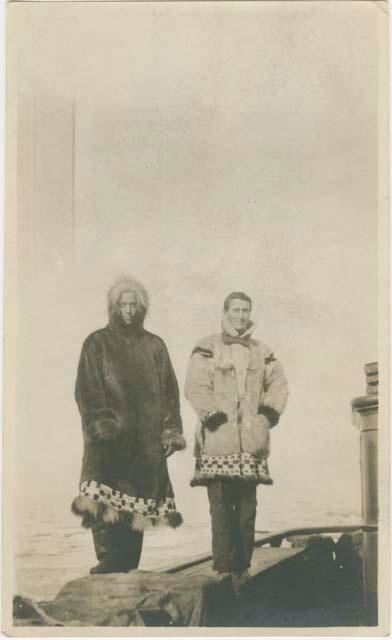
[163, 511, 183, 528]
[71, 495, 183, 531]
[72, 495, 100, 519]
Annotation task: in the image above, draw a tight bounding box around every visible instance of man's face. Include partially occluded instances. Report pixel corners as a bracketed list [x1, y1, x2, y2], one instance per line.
[226, 298, 252, 333]
[119, 291, 138, 324]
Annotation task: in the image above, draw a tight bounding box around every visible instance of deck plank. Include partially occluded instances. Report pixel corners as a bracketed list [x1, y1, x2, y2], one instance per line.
[169, 547, 303, 579]
[161, 524, 370, 575]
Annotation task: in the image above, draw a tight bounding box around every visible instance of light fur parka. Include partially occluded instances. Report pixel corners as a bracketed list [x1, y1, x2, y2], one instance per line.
[185, 322, 288, 486]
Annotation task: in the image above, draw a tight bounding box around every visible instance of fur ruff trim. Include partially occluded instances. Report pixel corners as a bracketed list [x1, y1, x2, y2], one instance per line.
[221, 314, 256, 339]
[71, 487, 183, 531]
[161, 429, 186, 451]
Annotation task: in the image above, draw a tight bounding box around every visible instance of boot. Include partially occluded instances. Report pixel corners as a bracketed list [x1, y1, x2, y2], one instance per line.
[90, 520, 144, 574]
[90, 557, 129, 574]
[215, 571, 231, 583]
[231, 569, 252, 595]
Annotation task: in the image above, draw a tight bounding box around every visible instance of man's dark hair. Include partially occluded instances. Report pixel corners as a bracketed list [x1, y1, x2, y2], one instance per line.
[223, 291, 252, 312]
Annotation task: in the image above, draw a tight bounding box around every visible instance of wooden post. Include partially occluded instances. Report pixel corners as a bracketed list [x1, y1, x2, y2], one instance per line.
[351, 362, 378, 625]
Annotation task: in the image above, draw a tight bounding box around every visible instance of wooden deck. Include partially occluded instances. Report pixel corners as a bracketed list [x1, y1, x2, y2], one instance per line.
[160, 523, 372, 577]
[164, 546, 304, 579]
[13, 524, 374, 627]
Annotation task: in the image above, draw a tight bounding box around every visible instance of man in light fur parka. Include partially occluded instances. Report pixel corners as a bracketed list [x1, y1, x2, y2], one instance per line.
[185, 291, 288, 590]
[72, 278, 185, 574]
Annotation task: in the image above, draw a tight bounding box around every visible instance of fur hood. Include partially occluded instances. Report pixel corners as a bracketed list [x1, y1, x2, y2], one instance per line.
[107, 278, 149, 327]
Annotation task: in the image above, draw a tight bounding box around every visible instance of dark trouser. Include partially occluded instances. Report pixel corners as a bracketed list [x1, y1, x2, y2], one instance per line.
[91, 520, 144, 570]
[207, 480, 257, 574]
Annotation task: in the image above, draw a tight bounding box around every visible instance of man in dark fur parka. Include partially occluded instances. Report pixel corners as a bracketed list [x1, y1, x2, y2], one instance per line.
[72, 278, 185, 574]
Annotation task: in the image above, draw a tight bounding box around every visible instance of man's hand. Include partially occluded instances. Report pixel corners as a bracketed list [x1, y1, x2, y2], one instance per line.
[93, 418, 121, 442]
[258, 414, 271, 430]
[257, 404, 280, 428]
[161, 429, 186, 457]
[163, 443, 175, 457]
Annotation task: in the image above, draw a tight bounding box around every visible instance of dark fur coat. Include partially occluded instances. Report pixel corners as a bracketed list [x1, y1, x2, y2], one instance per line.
[72, 316, 185, 530]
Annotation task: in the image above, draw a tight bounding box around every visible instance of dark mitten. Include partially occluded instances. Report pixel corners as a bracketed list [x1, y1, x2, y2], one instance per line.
[92, 418, 122, 442]
[204, 411, 228, 431]
[161, 429, 186, 452]
[257, 405, 280, 427]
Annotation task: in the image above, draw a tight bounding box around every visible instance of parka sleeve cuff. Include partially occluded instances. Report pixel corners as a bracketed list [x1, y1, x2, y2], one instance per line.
[161, 429, 187, 451]
[257, 405, 280, 428]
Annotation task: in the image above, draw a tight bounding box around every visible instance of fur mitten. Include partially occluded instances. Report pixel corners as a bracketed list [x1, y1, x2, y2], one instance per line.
[204, 411, 228, 431]
[91, 417, 122, 442]
[257, 405, 279, 428]
[161, 429, 186, 451]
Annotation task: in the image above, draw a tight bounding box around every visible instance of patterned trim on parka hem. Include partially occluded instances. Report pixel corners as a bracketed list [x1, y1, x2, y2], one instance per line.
[71, 480, 183, 529]
[190, 452, 273, 487]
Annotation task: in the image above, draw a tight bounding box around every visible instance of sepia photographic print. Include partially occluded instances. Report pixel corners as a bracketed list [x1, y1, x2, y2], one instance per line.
[2, 0, 390, 635]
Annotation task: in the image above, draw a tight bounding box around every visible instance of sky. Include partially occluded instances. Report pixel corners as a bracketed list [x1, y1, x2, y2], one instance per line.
[7, 1, 384, 528]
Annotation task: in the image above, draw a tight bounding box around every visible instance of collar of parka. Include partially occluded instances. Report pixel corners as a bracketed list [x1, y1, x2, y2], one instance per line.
[108, 315, 145, 337]
[221, 313, 256, 339]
